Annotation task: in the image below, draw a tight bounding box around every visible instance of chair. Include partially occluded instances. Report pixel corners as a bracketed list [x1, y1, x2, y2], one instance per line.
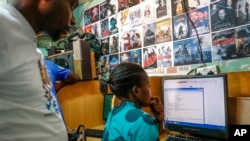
[81, 93, 116, 141]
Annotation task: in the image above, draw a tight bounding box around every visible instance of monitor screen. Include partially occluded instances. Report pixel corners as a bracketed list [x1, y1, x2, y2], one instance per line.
[162, 74, 229, 140]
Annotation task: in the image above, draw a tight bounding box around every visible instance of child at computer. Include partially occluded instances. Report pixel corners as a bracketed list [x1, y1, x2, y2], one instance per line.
[99, 62, 164, 141]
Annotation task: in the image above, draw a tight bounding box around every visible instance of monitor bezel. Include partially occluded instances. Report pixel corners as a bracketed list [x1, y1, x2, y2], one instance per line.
[162, 74, 229, 140]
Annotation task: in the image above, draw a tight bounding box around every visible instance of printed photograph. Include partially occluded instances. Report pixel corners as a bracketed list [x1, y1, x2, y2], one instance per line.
[141, 0, 155, 24]
[155, 0, 171, 19]
[156, 18, 172, 43]
[109, 34, 119, 54]
[172, 14, 189, 41]
[188, 6, 210, 37]
[109, 16, 119, 35]
[143, 23, 156, 47]
[101, 19, 110, 38]
[235, 25, 250, 58]
[109, 53, 119, 72]
[212, 29, 237, 61]
[143, 45, 158, 69]
[130, 49, 142, 65]
[210, 0, 235, 32]
[235, 0, 250, 26]
[156, 42, 173, 68]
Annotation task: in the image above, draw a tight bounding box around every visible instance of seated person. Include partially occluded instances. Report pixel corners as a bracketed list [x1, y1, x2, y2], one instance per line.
[99, 62, 164, 141]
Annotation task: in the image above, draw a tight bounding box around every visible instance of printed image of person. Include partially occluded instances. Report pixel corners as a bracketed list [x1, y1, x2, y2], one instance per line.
[101, 20, 110, 38]
[156, 0, 167, 18]
[131, 30, 141, 48]
[84, 9, 92, 26]
[109, 54, 119, 72]
[210, 4, 218, 23]
[121, 32, 132, 51]
[130, 50, 141, 65]
[144, 47, 157, 68]
[212, 8, 234, 31]
[109, 17, 118, 35]
[91, 6, 99, 23]
[143, 24, 156, 47]
[110, 35, 119, 53]
[246, 1, 249, 21]
[161, 46, 172, 67]
[118, 0, 129, 11]
[101, 38, 110, 55]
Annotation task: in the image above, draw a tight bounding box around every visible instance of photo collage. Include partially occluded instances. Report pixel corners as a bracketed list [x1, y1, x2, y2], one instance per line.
[81, 0, 250, 77]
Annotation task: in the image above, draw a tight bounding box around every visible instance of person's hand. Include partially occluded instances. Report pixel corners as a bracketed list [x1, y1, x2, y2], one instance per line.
[150, 96, 164, 121]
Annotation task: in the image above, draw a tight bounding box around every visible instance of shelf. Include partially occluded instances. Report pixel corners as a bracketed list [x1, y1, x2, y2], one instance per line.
[45, 50, 73, 59]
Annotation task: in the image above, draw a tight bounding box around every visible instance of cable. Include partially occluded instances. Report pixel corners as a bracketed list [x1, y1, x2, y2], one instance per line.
[181, 0, 206, 68]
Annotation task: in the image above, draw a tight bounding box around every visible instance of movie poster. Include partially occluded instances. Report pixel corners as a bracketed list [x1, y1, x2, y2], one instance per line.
[188, 6, 210, 37]
[130, 49, 142, 65]
[141, 0, 155, 24]
[118, 9, 130, 29]
[143, 45, 158, 69]
[118, 0, 130, 12]
[210, 0, 235, 32]
[91, 5, 100, 23]
[188, 0, 209, 11]
[99, 0, 118, 20]
[155, 0, 171, 19]
[120, 51, 130, 63]
[172, 14, 189, 41]
[120, 30, 133, 52]
[235, 0, 250, 26]
[92, 21, 101, 39]
[212, 29, 237, 61]
[235, 25, 250, 58]
[109, 15, 119, 35]
[84, 24, 92, 33]
[156, 18, 172, 43]
[101, 19, 110, 38]
[156, 42, 173, 68]
[101, 37, 110, 55]
[143, 23, 156, 47]
[109, 34, 119, 54]
[130, 28, 143, 49]
[109, 53, 119, 72]
[194, 34, 212, 64]
[98, 55, 109, 80]
[84, 8, 92, 26]
[171, 0, 188, 17]
[173, 39, 193, 66]
[173, 35, 211, 66]
[129, 4, 142, 28]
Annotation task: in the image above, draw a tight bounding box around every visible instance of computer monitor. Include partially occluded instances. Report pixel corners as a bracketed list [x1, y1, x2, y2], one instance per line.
[162, 74, 229, 140]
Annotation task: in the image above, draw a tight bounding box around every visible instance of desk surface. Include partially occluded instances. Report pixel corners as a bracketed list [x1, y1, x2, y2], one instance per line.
[86, 124, 168, 141]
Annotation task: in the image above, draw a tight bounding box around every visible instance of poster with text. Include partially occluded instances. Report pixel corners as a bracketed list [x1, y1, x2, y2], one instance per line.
[143, 45, 158, 69]
[156, 18, 172, 43]
[157, 42, 173, 68]
[210, 0, 236, 32]
[172, 14, 189, 41]
[212, 29, 237, 61]
[188, 6, 210, 37]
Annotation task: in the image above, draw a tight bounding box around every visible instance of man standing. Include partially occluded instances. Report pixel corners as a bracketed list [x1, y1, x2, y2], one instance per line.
[0, 0, 79, 141]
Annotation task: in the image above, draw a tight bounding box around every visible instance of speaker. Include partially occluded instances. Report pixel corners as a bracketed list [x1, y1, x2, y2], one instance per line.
[46, 52, 74, 72]
[72, 40, 96, 80]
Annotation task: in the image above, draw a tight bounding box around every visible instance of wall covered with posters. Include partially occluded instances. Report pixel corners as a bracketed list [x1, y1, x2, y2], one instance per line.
[75, 0, 250, 77]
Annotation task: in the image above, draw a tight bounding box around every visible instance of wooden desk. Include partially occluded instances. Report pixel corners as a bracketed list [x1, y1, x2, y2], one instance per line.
[86, 124, 168, 141]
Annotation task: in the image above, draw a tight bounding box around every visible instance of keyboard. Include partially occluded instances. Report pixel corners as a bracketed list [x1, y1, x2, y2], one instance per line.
[166, 134, 204, 141]
[85, 128, 104, 138]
